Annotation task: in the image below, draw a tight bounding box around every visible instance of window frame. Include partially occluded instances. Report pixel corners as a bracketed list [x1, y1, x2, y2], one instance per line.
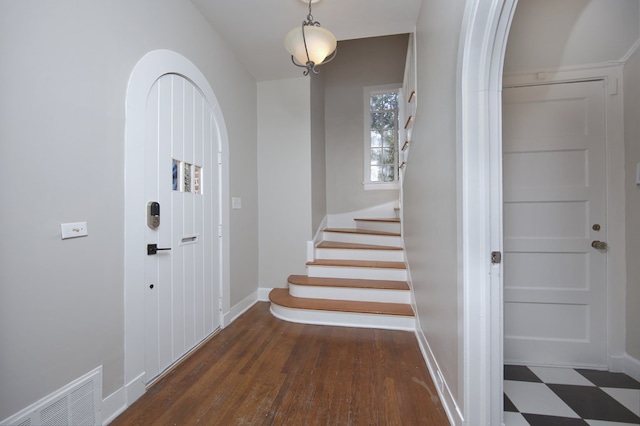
[363, 84, 402, 190]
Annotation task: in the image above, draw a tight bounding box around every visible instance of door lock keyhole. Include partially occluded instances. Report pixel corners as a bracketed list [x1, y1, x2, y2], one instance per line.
[149, 284, 154, 289]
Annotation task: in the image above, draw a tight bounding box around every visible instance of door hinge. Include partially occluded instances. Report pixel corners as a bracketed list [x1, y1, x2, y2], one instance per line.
[217, 152, 222, 165]
[491, 251, 502, 264]
[218, 224, 222, 238]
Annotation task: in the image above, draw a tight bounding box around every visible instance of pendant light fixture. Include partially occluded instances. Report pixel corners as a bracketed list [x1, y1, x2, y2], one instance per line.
[284, 0, 337, 75]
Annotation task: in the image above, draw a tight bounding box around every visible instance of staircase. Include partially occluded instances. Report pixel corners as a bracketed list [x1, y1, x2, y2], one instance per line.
[269, 217, 415, 330]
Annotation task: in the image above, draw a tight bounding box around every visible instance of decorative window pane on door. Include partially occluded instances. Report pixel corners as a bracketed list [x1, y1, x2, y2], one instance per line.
[183, 162, 191, 193]
[172, 160, 202, 194]
[172, 159, 180, 191]
[194, 166, 201, 194]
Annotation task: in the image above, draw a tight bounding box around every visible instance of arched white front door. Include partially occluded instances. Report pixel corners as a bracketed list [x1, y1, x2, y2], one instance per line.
[124, 50, 230, 404]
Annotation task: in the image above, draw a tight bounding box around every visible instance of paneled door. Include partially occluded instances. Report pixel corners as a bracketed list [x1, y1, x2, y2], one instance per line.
[144, 74, 220, 383]
[503, 80, 608, 368]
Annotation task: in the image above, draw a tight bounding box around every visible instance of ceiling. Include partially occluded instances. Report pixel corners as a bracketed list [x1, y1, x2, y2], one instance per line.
[191, 0, 422, 81]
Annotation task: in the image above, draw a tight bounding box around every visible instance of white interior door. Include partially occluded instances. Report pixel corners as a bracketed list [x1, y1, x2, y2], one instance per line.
[502, 80, 608, 368]
[144, 73, 220, 383]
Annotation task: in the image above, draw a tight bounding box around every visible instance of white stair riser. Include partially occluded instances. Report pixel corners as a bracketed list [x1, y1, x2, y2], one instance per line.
[289, 283, 411, 304]
[270, 304, 415, 331]
[322, 231, 401, 247]
[355, 221, 401, 234]
[307, 265, 407, 281]
[315, 248, 404, 262]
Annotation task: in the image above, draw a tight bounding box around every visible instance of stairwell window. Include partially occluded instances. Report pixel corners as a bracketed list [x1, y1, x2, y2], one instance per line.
[364, 85, 401, 190]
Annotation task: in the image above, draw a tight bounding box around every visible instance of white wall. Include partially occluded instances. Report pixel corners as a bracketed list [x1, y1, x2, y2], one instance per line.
[258, 78, 313, 289]
[323, 35, 407, 214]
[624, 41, 640, 360]
[404, 0, 467, 411]
[0, 0, 258, 420]
[505, 0, 640, 73]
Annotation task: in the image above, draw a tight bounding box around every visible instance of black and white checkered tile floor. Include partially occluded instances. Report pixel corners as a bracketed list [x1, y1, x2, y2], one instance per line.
[504, 365, 640, 425]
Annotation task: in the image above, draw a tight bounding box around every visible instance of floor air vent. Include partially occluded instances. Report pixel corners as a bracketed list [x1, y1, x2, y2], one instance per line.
[2, 366, 102, 426]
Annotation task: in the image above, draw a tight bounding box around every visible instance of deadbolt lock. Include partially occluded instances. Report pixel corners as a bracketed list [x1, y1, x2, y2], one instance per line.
[592, 224, 601, 231]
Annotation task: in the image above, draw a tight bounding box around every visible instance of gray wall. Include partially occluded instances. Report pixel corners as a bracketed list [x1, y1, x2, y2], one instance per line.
[323, 35, 408, 214]
[505, 0, 640, 364]
[257, 78, 313, 289]
[0, 0, 258, 419]
[624, 37, 640, 360]
[504, 0, 639, 73]
[404, 2, 467, 407]
[310, 73, 327, 233]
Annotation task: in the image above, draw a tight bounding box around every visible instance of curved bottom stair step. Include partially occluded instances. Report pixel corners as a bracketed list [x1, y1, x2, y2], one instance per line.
[269, 289, 415, 330]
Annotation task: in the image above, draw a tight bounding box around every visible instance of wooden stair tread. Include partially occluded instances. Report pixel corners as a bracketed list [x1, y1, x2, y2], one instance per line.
[316, 241, 403, 251]
[288, 274, 410, 290]
[354, 217, 400, 223]
[324, 228, 401, 237]
[269, 288, 414, 317]
[306, 259, 406, 269]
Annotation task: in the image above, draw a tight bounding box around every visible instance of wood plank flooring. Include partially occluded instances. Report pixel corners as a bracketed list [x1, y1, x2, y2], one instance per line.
[110, 302, 448, 425]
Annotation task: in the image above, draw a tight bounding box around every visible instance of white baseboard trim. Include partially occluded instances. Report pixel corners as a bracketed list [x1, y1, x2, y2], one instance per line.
[258, 287, 273, 301]
[102, 387, 126, 425]
[611, 353, 640, 382]
[223, 291, 259, 327]
[414, 324, 462, 426]
[125, 372, 146, 408]
[271, 304, 415, 331]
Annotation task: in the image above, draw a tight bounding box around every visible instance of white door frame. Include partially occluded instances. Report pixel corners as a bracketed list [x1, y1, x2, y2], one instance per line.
[123, 49, 231, 406]
[459, 1, 516, 424]
[460, 1, 628, 424]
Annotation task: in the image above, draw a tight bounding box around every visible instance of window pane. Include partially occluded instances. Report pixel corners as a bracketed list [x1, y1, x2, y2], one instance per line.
[371, 112, 395, 131]
[184, 162, 191, 193]
[172, 159, 180, 191]
[370, 92, 399, 111]
[370, 148, 383, 165]
[382, 165, 395, 182]
[383, 129, 395, 147]
[382, 148, 395, 165]
[370, 166, 384, 182]
[370, 130, 382, 147]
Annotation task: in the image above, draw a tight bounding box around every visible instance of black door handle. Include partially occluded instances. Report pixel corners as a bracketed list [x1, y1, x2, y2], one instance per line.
[147, 243, 172, 255]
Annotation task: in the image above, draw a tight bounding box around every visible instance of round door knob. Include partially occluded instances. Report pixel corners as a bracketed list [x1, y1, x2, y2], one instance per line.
[591, 240, 608, 250]
[149, 284, 155, 289]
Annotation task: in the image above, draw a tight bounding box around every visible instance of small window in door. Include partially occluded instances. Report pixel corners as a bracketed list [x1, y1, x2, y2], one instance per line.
[172, 159, 180, 191]
[183, 162, 191, 193]
[194, 166, 201, 194]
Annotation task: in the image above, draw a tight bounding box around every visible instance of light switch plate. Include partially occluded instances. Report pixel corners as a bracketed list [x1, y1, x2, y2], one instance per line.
[636, 162, 640, 185]
[232, 197, 241, 209]
[61, 222, 88, 239]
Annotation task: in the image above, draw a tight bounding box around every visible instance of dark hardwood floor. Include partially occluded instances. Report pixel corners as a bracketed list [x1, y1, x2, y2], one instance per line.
[111, 302, 449, 425]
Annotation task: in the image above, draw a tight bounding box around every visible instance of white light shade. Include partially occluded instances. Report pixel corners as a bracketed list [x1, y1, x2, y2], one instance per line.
[284, 25, 337, 66]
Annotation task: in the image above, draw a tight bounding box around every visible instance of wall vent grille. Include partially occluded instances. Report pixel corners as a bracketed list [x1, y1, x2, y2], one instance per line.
[1, 366, 102, 426]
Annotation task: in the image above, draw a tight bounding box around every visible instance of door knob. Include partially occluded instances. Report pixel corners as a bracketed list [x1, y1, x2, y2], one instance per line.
[591, 240, 608, 250]
[147, 243, 172, 255]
